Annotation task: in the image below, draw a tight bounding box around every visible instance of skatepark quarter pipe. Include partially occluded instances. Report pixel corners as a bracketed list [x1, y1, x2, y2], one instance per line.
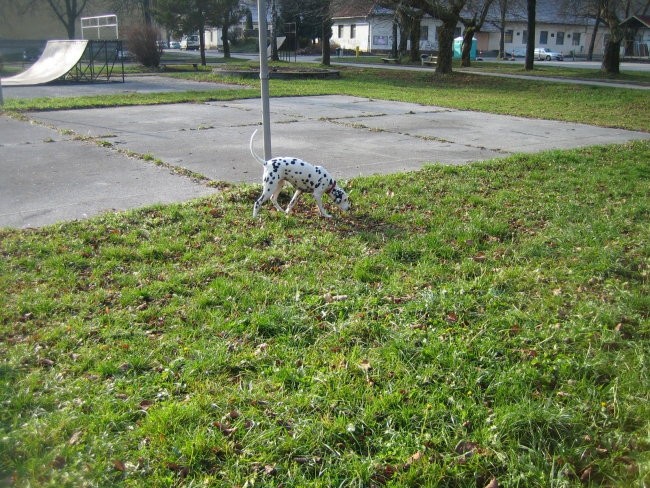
[2, 40, 89, 86]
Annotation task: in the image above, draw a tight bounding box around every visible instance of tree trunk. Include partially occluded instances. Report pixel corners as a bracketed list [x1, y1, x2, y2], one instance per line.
[602, 39, 621, 74]
[525, 0, 536, 71]
[435, 21, 455, 74]
[142, 0, 152, 26]
[409, 16, 421, 62]
[199, 25, 206, 65]
[391, 18, 398, 59]
[498, 4, 506, 58]
[587, 16, 600, 61]
[461, 26, 475, 67]
[399, 24, 408, 56]
[322, 18, 332, 66]
[271, 0, 279, 61]
[221, 23, 231, 58]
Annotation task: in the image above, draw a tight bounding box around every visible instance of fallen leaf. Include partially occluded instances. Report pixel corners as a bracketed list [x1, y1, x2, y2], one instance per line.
[405, 451, 424, 468]
[166, 462, 189, 477]
[214, 422, 237, 437]
[454, 440, 479, 456]
[472, 252, 487, 262]
[113, 459, 126, 472]
[359, 359, 372, 372]
[580, 466, 593, 482]
[52, 456, 66, 469]
[484, 478, 498, 488]
[139, 400, 154, 410]
[68, 431, 82, 446]
[37, 358, 55, 368]
[324, 292, 348, 303]
[445, 312, 459, 324]
[371, 464, 398, 485]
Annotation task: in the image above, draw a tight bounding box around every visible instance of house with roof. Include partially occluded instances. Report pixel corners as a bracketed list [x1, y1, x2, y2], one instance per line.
[331, 0, 445, 53]
[620, 15, 650, 56]
[330, 0, 641, 58]
[479, 0, 602, 57]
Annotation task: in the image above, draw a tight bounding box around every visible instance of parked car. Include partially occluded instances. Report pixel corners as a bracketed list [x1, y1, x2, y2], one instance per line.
[169, 40, 181, 49]
[180, 35, 200, 50]
[534, 47, 563, 61]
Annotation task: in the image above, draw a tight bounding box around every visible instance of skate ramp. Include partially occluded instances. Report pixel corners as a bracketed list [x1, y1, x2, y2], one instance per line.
[2, 40, 89, 86]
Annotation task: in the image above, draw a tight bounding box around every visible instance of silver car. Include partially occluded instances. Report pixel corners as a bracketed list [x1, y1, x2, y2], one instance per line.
[534, 47, 563, 61]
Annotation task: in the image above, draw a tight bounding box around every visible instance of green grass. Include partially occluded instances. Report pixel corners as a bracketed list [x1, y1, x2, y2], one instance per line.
[335, 55, 650, 84]
[1, 141, 649, 487]
[3, 64, 649, 132]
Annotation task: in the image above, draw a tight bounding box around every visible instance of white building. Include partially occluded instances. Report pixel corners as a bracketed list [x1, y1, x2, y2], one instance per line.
[330, 0, 649, 58]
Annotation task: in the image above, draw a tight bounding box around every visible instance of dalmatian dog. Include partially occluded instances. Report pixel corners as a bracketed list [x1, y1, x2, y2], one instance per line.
[249, 129, 350, 218]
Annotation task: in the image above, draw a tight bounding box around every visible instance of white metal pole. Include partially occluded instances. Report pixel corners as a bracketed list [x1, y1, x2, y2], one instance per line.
[256, 0, 272, 160]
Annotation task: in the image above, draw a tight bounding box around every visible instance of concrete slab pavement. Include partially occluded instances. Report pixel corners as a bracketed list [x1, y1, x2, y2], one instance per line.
[0, 116, 216, 228]
[2, 91, 649, 229]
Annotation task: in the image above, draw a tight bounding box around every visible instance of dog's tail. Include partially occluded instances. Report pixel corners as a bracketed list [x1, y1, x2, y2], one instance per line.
[249, 129, 266, 165]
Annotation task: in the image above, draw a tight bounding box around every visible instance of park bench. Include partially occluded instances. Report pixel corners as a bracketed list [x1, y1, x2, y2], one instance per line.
[160, 62, 199, 71]
[381, 57, 400, 64]
[421, 54, 437, 67]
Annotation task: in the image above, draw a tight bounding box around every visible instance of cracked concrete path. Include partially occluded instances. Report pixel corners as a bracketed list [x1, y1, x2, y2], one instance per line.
[2, 95, 649, 228]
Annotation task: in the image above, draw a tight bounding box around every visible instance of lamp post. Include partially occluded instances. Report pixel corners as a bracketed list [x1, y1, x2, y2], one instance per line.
[256, 0, 272, 160]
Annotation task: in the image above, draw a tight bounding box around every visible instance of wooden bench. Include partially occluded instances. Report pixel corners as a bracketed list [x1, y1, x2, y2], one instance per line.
[160, 62, 199, 71]
[420, 55, 437, 67]
[381, 57, 400, 64]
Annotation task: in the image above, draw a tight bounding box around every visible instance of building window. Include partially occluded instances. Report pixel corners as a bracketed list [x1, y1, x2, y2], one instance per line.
[350, 24, 356, 39]
[572, 32, 581, 46]
[454, 27, 461, 37]
[338, 25, 343, 38]
[420, 25, 428, 41]
[539, 31, 548, 44]
[505, 29, 513, 43]
[557, 31, 564, 45]
[522, 30, 527, 44]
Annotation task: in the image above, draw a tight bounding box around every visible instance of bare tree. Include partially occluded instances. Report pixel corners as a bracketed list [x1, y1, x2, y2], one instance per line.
[111, 0, 155, 25]
[460, 0, 496, 66]
[563, 0, 647, 71]
[487, 0, 524, 58]
[19, 0, 93, 39]
[410, 0, 469, 74]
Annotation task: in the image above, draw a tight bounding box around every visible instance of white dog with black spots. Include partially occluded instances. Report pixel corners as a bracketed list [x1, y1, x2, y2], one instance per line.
[249, 129, 350, 218]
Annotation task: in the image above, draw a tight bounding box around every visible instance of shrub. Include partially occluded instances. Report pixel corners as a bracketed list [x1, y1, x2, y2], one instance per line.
[125, 24, 162, 68]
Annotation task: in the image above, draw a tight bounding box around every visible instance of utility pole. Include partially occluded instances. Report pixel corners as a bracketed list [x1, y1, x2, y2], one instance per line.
[256, 0, 272, 160]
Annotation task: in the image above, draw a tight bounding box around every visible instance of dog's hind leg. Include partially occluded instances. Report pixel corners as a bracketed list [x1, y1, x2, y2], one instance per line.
[270, 181, 286, 212]
[285, 189, 303, 214]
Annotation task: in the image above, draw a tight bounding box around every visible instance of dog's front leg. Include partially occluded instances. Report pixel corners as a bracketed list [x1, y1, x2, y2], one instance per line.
[313, 195, 333, 218]
[285, 190, 303, 214]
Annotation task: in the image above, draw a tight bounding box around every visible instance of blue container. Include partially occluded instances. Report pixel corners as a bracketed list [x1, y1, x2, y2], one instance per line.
[453, 37, 477, 59]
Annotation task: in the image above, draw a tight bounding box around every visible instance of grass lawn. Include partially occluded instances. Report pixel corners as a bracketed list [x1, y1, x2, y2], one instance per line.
[1, 63, 649, 487]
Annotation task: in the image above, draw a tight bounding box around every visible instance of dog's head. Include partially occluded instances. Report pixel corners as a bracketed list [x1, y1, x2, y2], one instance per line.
[330, 186, 350, 212]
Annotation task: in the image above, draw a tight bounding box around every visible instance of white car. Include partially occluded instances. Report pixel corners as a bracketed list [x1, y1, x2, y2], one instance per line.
[534, 47, 563, 61]
[180, 35, 200, 50]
